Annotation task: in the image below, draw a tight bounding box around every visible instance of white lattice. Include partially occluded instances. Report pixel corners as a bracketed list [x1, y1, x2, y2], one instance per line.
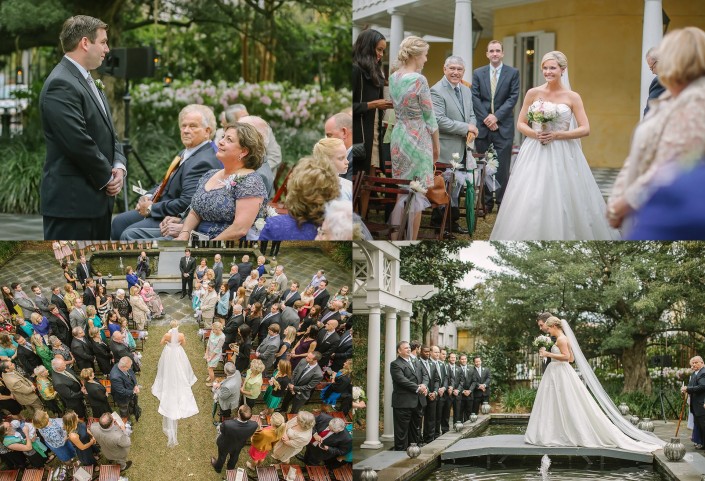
[353, 260, 368, 295]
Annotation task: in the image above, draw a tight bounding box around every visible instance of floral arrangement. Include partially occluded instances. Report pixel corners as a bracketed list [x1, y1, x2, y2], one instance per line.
[220, 173, 248, 191]
[527, 99, 558, 125]
[352, 386, 367, 426]
[409, 180, 428, 194]
[254, 205, 279, 232]
[484, 144, 499, 171]
[450, 152, 463, 171]
[533, 335, 554, 350]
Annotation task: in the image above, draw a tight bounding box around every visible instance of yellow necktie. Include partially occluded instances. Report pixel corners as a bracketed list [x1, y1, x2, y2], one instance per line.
[152, 154, 183, 202]
[490, 69, 498, 114]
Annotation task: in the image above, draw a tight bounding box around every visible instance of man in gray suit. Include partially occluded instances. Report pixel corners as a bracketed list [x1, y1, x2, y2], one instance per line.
[90, 413, 132, 472]
[214, 362, 241, 420]
[431, 55, 479, 234]
[40, 15, 125, 239]
[472, 40, 520, 213]
[279, 351, 324, 414]
[69, 298, 88, 331]
[255, 323, 281, 372]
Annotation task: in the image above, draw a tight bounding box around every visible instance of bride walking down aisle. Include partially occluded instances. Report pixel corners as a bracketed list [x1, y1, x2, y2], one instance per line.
[525, 317, 662, 452]
[490, 51, 620, 240]
[152, 320, 199, 447]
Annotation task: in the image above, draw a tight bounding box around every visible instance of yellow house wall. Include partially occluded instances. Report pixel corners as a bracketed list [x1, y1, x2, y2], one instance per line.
[425, 0, 705, 168]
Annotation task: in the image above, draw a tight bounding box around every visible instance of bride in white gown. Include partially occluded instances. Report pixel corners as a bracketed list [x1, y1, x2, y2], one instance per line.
[490, 51, 620, 240]
[151, 320, 199, 447]
[525, 317, 663, 452]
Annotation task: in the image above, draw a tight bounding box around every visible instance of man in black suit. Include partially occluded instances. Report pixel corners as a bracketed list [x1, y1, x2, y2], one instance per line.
[644, 47, 666, 116]
[50, 286, 69, 318]
[419, 346, 441, 443]
[110, 357, 140, 421]
[248, 276, 267, 309]
[179, 249, 196, 299]
[444, 352, 461, 431]
[71, 327, 95, 371]
[47, 304, 72, 346]
[237, 255, 253, 280]
[76, 255, 96, 289]
[280, 281, 301, 307]
[302, 413, 352, 468]
[40, 15, 125, 239]
[223, 305, 244, 348]
[14, 336, 43, 376]
[472, 40, 520, 213]
[258, 304, 281, 344]
[316, 319, 340, 368]
[82, 278, 97, 308]
[457, 354, 476, 421]
[51, 357, 87, 419]
[313, 280, 330, 308]
[391, 341, 428, 451]
[279, 351, 323, 414]
[112, 104, 221, 239]
[470, 356, 491, 414]
[330, 326, 352, 372]
[226, 265, 241, 301]
[109, 331, 139, 372]
[682, 356, 705, 446]
[211, 405, 258, 473]
[433, 347, 449, 436]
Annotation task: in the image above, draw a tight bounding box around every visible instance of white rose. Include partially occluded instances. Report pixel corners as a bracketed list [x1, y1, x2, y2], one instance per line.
[254, 218, 266, 231]
[452, 152, 461, 161]
[543, 102, 557, 118]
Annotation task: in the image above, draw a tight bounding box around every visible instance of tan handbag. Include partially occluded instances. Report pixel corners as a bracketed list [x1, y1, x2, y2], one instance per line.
[425, 169, 450, 205]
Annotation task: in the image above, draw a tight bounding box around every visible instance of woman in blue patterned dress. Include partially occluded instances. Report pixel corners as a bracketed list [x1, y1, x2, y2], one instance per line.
[176, 123, 268, 241]
[389, 36, 439, 239]
[32, 410, 76, 463]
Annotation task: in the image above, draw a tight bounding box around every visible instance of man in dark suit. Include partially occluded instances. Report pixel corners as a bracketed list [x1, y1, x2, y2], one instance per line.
[470, 356, 491, 414]
[110, 357, 140, 422]
[226, 265, 241, 300]
[76, 255, 96, 289]
[330, 326, 352, 372]
[434, 347, 449, 436]
[682, 356, 705, 446]
[472, 40, 520, 213]
[50, 286, 70, 318]
[109, 331, 139, 372]
[279, 351, 324, 414]
[94, 273, 107, 290]
[223, 305, 244, 348]
[82, 278, 97, 308]
[212, 254, 224, 288]
[319, 301, 343, 327]
[179, 249, 196, 299]
[280, 281, 301, 307]
[14, 336, 43, 376]
[248, 276, 268, 308]
[316, 319, 341, 368]
[51, 357, 87, 419]
[211, 405, 258, 473]
[71, 328, 95, 371]
[431, 55, 479, 233]
[324, 112, 354, 181]
[40, 15, 125, 239]
[419, 346, 441, 443]
[47, 304, 73, 347]
[644, 47, 666, 116]
[302, 413, 352, 468]
[237, 255, 253, 280]
[391, 341, 428, 451]
[113, 104, 221, 239]
[313, 280, 330, 308]
[444, 352, 462, 431]
[457, 354, 476, 421]
[258, 304, 281, 344]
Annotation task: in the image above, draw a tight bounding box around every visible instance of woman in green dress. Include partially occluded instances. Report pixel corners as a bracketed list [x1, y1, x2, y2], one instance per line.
[30, 334, 53, 372]
[389, 35, 439, 239]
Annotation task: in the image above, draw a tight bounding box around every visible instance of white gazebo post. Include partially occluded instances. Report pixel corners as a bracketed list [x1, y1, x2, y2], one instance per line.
[353, 25, 361, 45]
[380, 308, 398, 441]
[453, 0, 474, 83]
[361, 305, 383, 449]
[388, 9, 405, 68]
[399, 312, 411, 343]
[640, 0, 663, 117]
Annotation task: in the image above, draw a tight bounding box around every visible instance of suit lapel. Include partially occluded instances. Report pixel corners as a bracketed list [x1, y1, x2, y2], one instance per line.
[61, 58, 114, 134]
[444, 80, 464, 120]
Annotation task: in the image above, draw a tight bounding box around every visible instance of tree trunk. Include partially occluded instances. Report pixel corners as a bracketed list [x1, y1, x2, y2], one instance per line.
[621, 336, 652, 394]
[421, 310, 428, 345]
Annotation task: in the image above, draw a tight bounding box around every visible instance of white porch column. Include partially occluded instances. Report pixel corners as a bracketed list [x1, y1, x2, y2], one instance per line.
[388, 9, 405, 69]
[640, 0, 663, 117]
[361, 305, 384, 449]
[380, 309, 398, 441]
[399, 312, 411, 343]
[453, 0, 473, 83]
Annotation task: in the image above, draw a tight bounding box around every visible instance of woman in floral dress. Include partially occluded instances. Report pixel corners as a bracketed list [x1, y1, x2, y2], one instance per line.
[205, 321, 225, 386]
[389, 36, 439, 239]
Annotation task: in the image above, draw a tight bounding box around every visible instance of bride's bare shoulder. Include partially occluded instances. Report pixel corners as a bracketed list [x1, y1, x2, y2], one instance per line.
[179, 332, 187, 345]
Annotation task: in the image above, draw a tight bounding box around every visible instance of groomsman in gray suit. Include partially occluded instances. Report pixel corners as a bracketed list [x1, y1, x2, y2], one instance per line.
[431, 55, 479, 234]
[472, 40, 520, 213]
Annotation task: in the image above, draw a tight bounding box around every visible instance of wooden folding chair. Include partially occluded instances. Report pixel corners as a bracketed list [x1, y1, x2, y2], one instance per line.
[255, 466, 278, 481]
[0, 471, 18, 481]
[225, 468, 248, 481]
[306, 466, 332, 481]
[20, 469, 43, 481]
[354, 174, 409, 239]
[130, 330, 145, 350]
[332, 464, 353, 481]
[279, 464, 305, 481]
[268, 165, 295, 214]
[98, 464, 121, 481]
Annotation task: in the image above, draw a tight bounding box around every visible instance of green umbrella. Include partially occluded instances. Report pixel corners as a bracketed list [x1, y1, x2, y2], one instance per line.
[465, 175, 476, 234]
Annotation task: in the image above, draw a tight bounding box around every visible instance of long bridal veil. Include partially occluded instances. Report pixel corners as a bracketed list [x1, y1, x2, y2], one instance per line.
[561, 319, 665, 446]
[151, 326, 199, 447]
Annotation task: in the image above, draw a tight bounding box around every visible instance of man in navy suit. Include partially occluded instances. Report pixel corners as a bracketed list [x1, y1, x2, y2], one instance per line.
[112, 104, 221, 240]
[40, 15, 125, 240]
[472, 40, 520, 213]
[211, 405, 258, 473]
[682, 356, 705, 447]
[644, 47, 666, 116]
[110, 357, 140, 422]
[390, 341, 428, 451]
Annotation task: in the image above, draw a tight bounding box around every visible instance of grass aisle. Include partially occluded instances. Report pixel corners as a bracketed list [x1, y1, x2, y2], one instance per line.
[127, 323, 230, 481]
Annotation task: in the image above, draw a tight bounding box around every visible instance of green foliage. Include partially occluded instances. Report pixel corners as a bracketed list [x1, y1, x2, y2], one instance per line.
[329, 242, 352, 271]
[0, 138, 44, 214]
[0, 242, 22, 267]
[502, 387, 537, 413]
[609, 390, 683, 420]
[0, 0, 68, 34]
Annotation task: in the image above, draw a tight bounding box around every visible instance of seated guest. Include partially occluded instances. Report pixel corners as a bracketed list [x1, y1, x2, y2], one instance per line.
[220, 105, 283, 175]
[112, 289, 131, 320]
[0, 420, 47, 467]
[271, 410, 316, 463]
[259, 156, 341, 241]
[316, 200, 353, 240]
[175, 122, 268, 241]
[324, 112, 354, 180]
[239, 115, 277, 197]
[313, 137, 352, 201]
[140, 281, 164, 318]
[302, 413, 352, 468]
[112, 104, 221, 240]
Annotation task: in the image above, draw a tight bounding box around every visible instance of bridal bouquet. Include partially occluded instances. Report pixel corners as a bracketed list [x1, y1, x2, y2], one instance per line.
[527, 99, 558, 144]
[533, 334, 554, 350]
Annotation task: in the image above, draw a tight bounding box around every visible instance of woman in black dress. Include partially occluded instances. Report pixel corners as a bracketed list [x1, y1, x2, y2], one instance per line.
[353, 28, 393, 174]
[63, 411, 97, 466]
[245, 302, 263, 342]
[88, 327, 113, 377]
[80, 368, 111, 417]
[234, 324, 252, 374]
[62, 263, 78, 291]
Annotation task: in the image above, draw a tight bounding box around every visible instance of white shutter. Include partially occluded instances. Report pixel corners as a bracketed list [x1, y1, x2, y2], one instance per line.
[502, 36, 516, 67]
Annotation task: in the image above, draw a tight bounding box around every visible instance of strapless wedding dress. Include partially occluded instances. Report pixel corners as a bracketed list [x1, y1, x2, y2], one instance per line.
[525, 346, 658, 452]
[490, 104, 620, 240]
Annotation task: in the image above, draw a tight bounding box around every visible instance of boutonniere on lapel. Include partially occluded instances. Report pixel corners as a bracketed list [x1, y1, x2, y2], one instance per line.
[94, 79, 105, 91]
